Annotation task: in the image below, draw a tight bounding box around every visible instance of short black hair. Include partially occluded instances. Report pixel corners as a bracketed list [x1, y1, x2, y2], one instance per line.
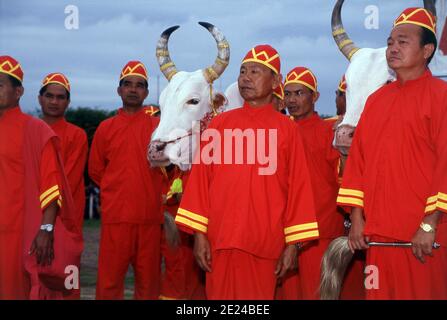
[119, 78, 149, 89]
[7, 74, 22, 88]
[420, 27, 437, 65]
[39, 84, 70, 100]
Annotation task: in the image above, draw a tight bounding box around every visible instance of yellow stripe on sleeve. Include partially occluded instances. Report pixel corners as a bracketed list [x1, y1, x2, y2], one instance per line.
[437, 192, 447, 202]
[41, 190, 60, 209]
[337, 196, 364, 207]
[285, 230, 320, 243]
[338, 188, 364, 198]
[284, 222, 318, 236]
[175, 215, 207, 233]
[177, 208, 208, 225]
[39, 185, 59, 202]
[426, 194, 438, 205]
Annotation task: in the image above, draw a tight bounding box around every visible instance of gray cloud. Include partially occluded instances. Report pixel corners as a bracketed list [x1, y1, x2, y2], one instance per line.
[1, 0, 423, 115]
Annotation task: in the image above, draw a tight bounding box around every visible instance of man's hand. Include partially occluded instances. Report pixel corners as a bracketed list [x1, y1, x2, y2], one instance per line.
[411, 212, 442, 263]
[411, 228, 436, 263]
[275, 244, 297, 279]
[193, 232, 212, 272]
[29, 230, 54, 266]
[348, 207, 369, 253]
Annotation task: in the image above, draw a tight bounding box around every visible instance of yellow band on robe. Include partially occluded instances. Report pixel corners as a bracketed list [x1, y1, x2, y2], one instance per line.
[425, 203, 437, 213]
[41, 190, 60, 209]
[338, 188, 364, 198]
[438, 192, 447, 202]
[177, 208, 208, 225]
[284, 222, 318, 236]
[437, 201, 447, 211]
[40, 185, 59, 202]
[175, 215, 207, 233]
[159, 295, 179, 300]
[285, 230, 319, 243]
[426, 194, 438, 204]
[337, 196, 364, 207]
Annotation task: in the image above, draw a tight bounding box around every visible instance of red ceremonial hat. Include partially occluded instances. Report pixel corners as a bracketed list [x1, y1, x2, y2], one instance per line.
[393, 7, 436, 35]
[285, 66, 318, 92]
[120, 60, 148, 81]
[242, 44, 281, 74]
[338, 74, 347, 92]
[41, 72, 70, 92]
[273, 82, 284, 100]
[0, 55, 24, 83]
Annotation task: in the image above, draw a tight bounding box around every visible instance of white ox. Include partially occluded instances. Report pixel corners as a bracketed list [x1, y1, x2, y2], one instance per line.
[148, 22, 230, 171]
[332, 0, 436, 155]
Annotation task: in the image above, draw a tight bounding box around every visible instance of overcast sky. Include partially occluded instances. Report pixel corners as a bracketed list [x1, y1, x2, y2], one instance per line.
[0, 0, 431, 115]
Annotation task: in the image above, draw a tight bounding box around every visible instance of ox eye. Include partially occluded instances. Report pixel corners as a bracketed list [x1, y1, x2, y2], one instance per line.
[187, 98, 200, 105]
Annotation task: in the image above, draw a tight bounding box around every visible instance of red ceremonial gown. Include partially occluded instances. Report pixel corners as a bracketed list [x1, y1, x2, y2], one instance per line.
[280, 113, 344, 300]
[50, 119, 87, 231]
[89, 106, 163, 300]
[176, 102, 318, 300]
[49, 118, 87, 300]
[0, 106, 83, 300]
[337, 70, 447, 299]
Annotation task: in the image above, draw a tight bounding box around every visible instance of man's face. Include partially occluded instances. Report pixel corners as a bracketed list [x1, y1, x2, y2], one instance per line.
[238, 62, 279, 104]
[39, 84, 69, 118]
[386, 24, 434, 71]
[284, 83, 318, 120]
[117, 75, 149, 107]
[335, 90, 346, 116]
[0, 73, 23, 111]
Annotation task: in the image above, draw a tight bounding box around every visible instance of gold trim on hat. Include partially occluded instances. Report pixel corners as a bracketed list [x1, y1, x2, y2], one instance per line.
[394, 8, 436, 34]
[285, 69, 317, 92]
[0, 60, 23, 82]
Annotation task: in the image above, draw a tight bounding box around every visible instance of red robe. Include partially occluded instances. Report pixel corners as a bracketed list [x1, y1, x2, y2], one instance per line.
[0, 107, 82, 300]
[88, 106, 163, 299]
[49, 118, 87, 300]
[176, 102, 318, 299]
[159, 167, 205, 300]
[50, 119, 87, 231]
[280, 113, 344, 299]
[337, 70, 447, 299]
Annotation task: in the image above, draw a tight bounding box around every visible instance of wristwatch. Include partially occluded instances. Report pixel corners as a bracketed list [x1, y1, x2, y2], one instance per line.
[40, 224, 54, 232]
[419, 222, 435, 233]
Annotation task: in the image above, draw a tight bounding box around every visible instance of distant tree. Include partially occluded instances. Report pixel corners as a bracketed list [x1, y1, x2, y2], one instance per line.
[65, 107, 116, 145]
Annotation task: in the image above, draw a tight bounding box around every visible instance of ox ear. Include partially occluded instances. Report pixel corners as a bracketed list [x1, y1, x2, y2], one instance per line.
[212, 92, 228, 109]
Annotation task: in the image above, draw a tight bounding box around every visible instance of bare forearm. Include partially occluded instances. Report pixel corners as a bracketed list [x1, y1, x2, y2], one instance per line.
[423, 211, 442, 227]
[350, 207, 364, 222]
[42, 201, 58, 225]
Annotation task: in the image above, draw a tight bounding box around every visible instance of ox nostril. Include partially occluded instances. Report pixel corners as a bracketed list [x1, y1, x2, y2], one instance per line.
[156, 142, 167, 152]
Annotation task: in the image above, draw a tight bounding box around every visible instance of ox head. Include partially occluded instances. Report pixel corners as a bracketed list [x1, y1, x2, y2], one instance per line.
[148, 22, 230, 170]
[331, 0, 436, 155]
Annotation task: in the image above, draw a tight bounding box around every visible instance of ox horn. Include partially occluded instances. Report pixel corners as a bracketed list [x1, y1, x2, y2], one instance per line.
[156, 25, 180, 81]
[424, 0, 437, 17]
[331, 0, 360, 61]
[198, 21, 230, 84]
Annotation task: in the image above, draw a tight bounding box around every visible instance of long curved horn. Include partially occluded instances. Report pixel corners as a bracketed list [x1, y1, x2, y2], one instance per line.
[198, 21, 230, 84]
[156, 25, 180, 81]
[331, 0, 360, 61]
[424, 0, 437, 17]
